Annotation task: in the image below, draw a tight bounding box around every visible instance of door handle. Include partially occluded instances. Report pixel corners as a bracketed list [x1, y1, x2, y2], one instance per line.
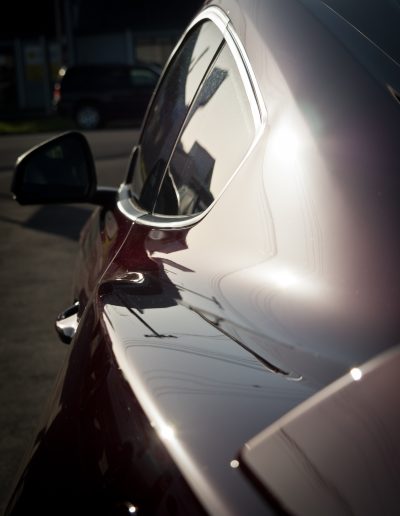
[55, 301, 79, 344]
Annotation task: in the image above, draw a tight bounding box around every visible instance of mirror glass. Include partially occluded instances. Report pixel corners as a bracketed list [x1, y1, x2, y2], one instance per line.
[13, 132, 96, 204]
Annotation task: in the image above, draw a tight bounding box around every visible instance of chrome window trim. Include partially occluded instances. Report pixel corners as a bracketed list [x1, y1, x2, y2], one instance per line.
[118, 5, 267, 229]
[226, 22, 267, 124]
[117, 184, 142, 222]
[118, 184, 198, 227]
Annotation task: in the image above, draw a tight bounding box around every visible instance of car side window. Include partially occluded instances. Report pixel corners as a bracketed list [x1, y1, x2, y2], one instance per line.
[153, 43, 256, 216]
[131, 21, 224, 211]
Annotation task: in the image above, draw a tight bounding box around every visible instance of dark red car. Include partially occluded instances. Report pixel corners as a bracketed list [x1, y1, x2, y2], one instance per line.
[7, 0, 400, 514]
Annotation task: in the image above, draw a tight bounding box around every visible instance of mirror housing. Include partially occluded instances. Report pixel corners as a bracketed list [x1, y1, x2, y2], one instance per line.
[11, 131, 98, 205]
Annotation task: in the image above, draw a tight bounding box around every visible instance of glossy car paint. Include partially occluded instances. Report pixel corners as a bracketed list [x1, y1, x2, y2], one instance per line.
[241, 345, 400, 515]
[6, 0, 400, 515]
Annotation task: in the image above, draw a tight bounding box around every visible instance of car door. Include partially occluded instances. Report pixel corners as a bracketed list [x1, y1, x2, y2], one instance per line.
[7, 7, 296, 516]
[6, 13, 239, 516]
[72, 18, 225, 306]
[65, 11, 281, 515]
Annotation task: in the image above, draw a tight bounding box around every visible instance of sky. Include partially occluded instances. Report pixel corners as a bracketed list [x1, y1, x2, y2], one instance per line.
[0, 0, 204, 38]
[0, 1, 56, 37]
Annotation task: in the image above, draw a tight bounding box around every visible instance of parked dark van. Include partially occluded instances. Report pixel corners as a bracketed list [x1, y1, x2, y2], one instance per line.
[53, 63, 161, 129]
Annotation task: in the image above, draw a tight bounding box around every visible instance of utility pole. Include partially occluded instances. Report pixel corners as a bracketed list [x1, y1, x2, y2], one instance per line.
[63, 0, 76, 65]
[54, 0, 64, 64]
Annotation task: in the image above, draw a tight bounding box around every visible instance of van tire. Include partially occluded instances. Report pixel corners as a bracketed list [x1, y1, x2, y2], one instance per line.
[75, 104, 102, 130]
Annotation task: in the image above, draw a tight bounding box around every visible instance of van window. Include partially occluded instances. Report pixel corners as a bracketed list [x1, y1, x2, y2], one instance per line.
[131, 21, 224, 211]
[153, 43, 256, 216]
[130, 68, 159, 87]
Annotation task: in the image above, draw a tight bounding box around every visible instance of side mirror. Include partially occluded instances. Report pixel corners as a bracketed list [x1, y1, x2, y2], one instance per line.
[11, 131, 97, 205]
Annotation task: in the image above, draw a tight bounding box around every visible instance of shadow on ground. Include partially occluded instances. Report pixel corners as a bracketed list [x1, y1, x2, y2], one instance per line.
[0, 205, 93, 241]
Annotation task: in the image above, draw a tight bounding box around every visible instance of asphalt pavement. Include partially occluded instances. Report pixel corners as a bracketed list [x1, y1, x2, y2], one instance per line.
[0, 128, 139, 513]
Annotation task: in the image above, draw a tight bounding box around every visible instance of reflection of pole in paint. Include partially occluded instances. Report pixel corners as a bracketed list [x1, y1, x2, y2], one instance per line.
[129, 306, 178, 339]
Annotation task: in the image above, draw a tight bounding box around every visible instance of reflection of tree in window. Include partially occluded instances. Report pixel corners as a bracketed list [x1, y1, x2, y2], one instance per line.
[195, 67, 228, 109]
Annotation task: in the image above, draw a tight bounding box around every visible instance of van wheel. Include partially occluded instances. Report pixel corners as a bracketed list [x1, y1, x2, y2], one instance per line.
[75, 104, 102, 130]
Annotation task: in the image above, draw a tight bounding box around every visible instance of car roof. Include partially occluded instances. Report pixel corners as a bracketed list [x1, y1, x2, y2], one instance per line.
[318, 0, 400, 64]
[214, 0, 399, 96]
